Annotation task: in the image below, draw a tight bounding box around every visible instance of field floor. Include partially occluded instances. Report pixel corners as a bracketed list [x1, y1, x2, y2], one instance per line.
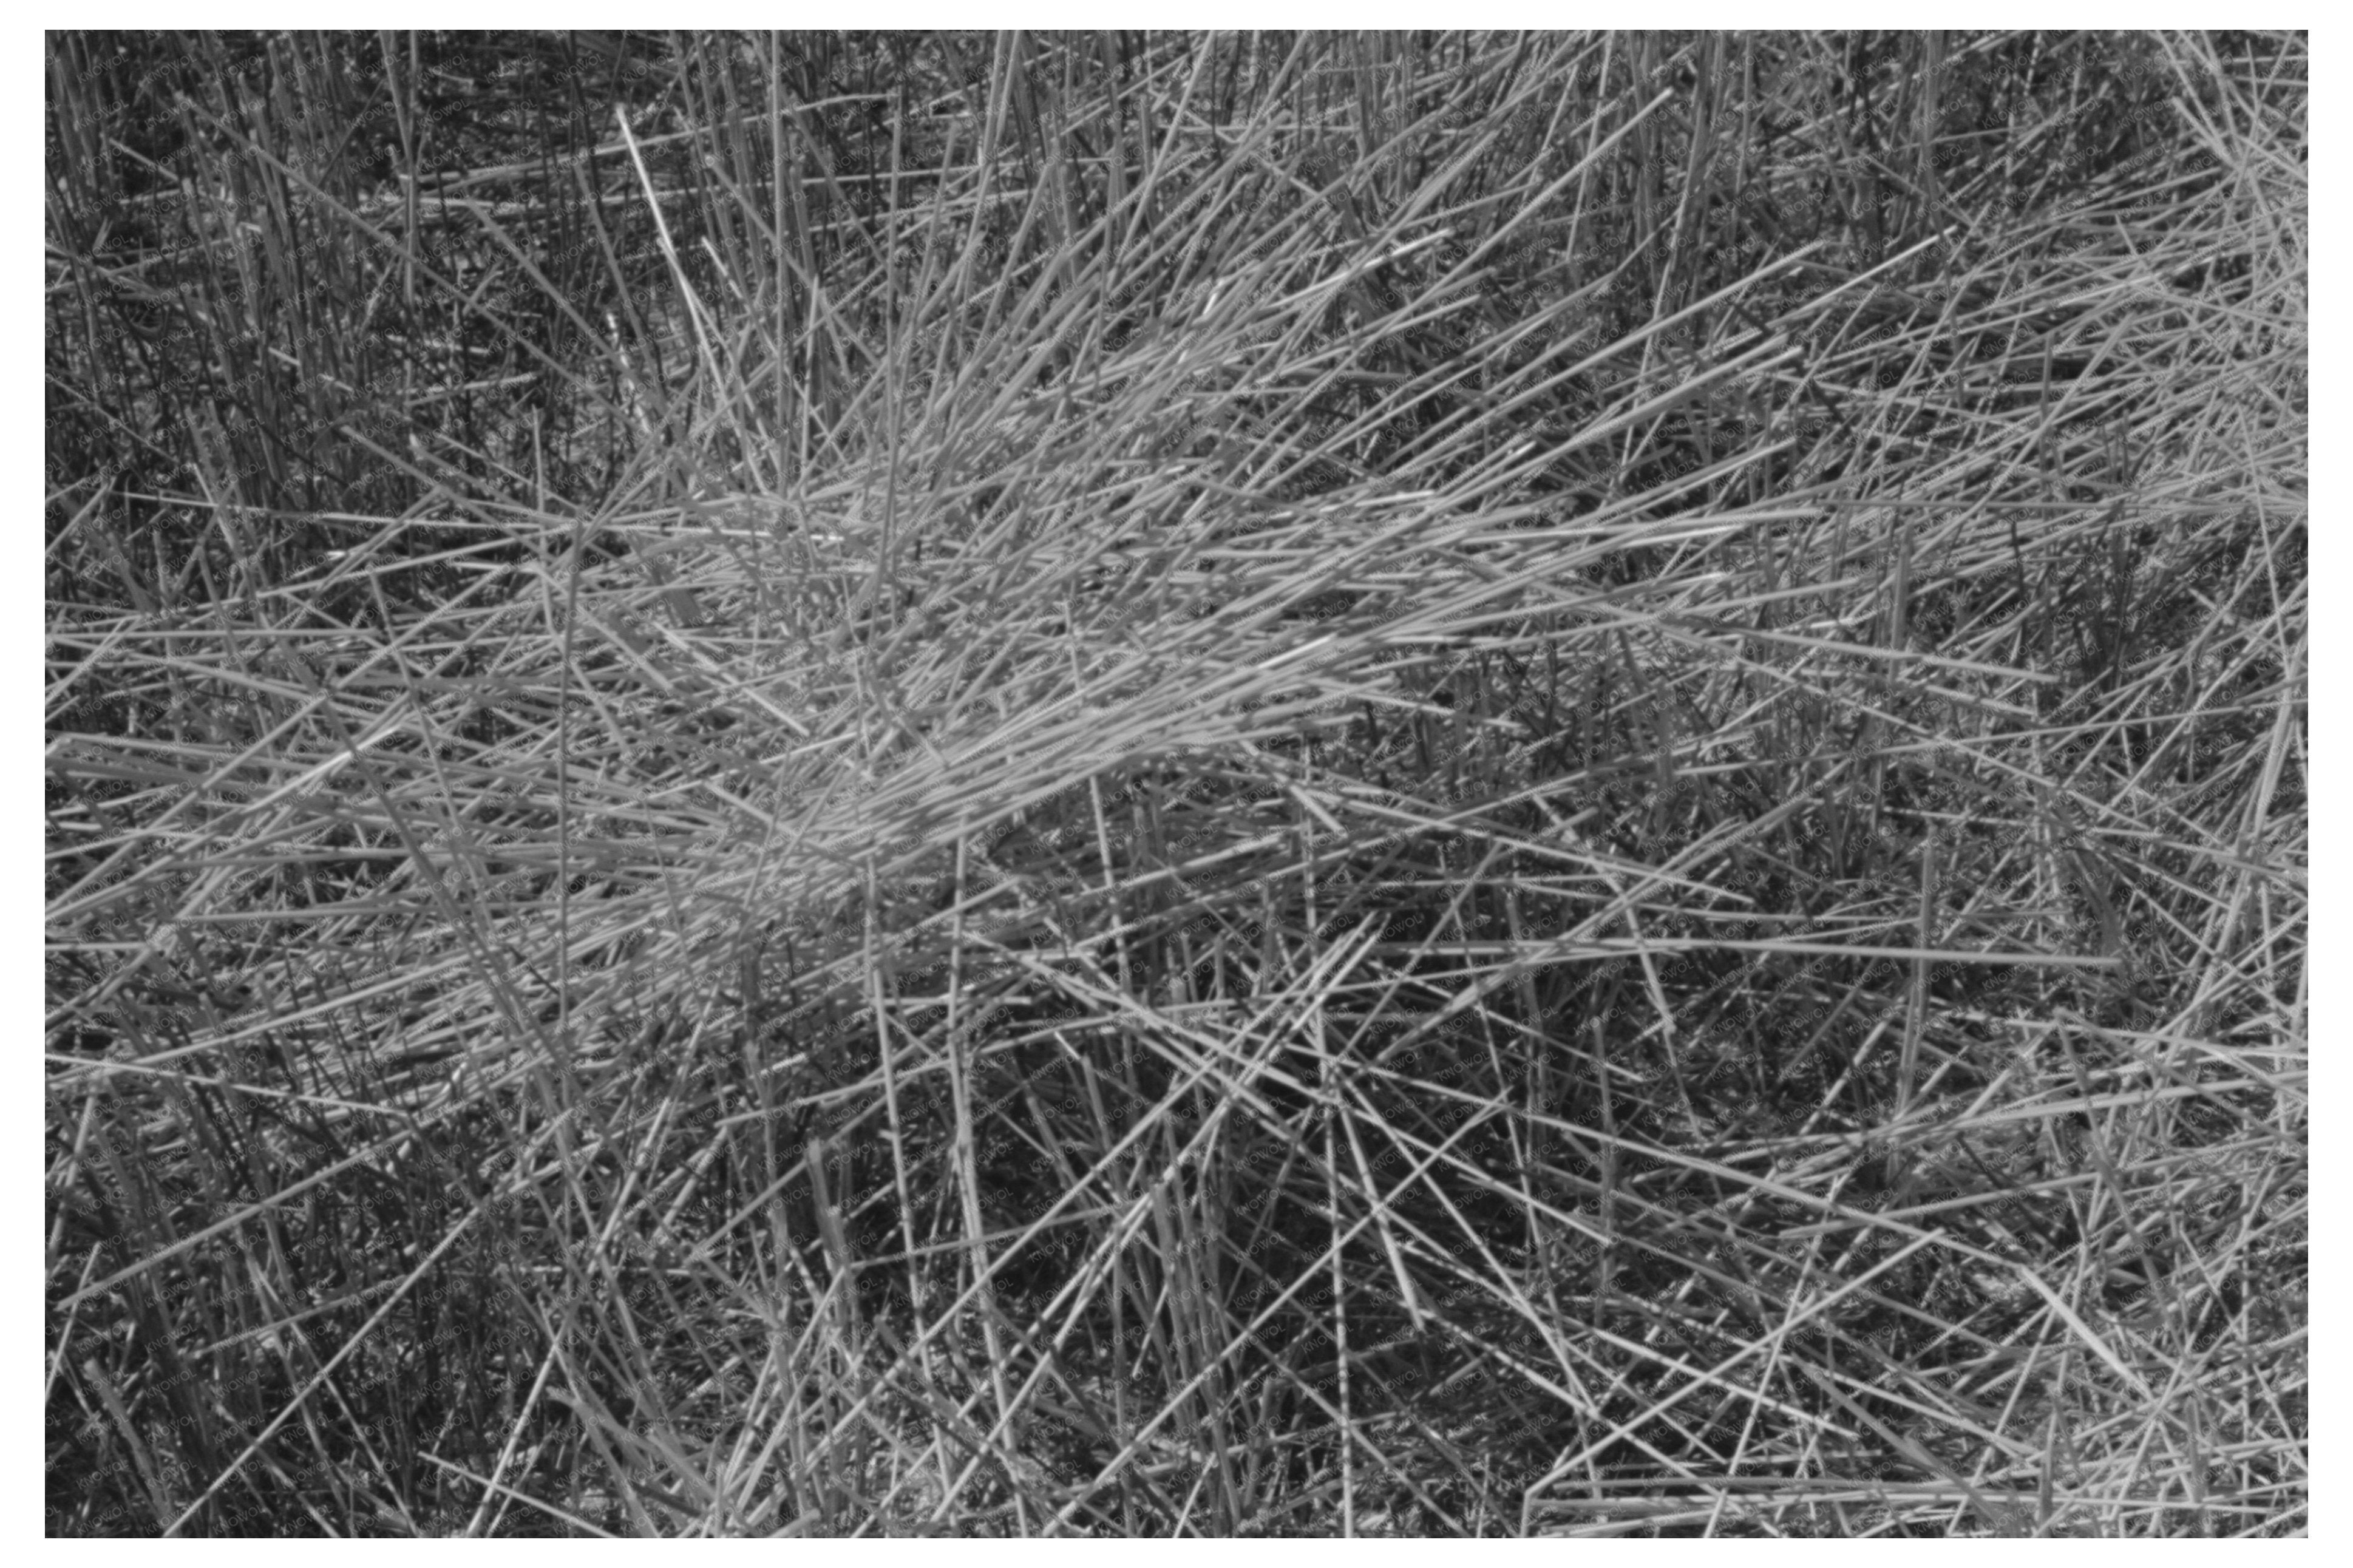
[45, 30, 2305, 1536]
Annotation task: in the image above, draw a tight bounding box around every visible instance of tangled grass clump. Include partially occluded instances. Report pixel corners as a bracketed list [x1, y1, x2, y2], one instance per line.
[47, 30, 2303, 1537]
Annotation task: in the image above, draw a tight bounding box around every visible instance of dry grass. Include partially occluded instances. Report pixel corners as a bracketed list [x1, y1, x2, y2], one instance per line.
[46, 30, 2304, 1536]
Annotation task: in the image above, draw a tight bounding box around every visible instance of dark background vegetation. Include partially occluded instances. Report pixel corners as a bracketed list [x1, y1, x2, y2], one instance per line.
[47, 31, 2304, 1536]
